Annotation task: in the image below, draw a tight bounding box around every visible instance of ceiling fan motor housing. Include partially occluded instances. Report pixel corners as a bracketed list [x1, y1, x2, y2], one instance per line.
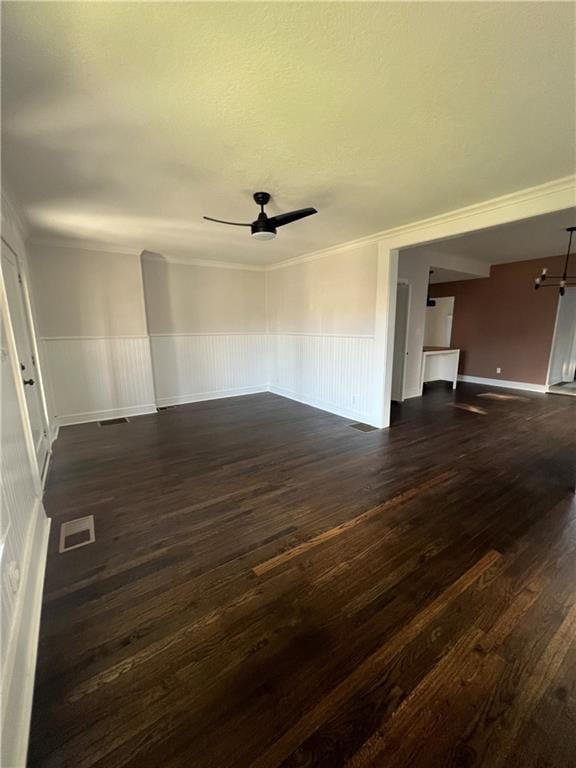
[251, 211, 277, 240]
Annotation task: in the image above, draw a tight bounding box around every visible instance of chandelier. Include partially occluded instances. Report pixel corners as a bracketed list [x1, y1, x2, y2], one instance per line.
[534, 226, 576, 296]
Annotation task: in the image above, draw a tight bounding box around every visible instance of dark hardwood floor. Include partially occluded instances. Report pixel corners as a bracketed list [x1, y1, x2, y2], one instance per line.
[29, 384, 576, 768]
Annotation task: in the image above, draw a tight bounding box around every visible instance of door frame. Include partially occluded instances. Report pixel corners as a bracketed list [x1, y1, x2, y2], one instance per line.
[1, 236, 51, 480]
[391, 279, 411, 402]
[0, 257, 42, 494]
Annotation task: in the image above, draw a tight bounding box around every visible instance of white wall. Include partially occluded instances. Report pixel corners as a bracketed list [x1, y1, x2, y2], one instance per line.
[267, 243, 378, 421]
[28, 244, 156, 425]
[266, 245, 377, 335]
[398, 251, 489, 398]
[1, 193, 50, 767]
[142, 254, 268, 405]
[142, 255, 266, 333]
[547, 287, 576, 385]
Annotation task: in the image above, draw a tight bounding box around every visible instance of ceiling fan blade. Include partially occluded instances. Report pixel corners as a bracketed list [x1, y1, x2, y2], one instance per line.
[268, 208, 317, 228]
[203, 216, 251, 227]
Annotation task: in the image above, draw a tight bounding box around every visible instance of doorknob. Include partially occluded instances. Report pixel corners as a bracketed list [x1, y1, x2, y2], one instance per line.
[23, 378, 34, 386]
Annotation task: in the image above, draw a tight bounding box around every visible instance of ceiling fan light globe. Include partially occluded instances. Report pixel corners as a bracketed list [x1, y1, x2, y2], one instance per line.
[251, 228, 276, 241]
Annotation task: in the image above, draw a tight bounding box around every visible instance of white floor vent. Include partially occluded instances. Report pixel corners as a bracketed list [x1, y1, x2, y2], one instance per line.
[59, 515, 95, 553]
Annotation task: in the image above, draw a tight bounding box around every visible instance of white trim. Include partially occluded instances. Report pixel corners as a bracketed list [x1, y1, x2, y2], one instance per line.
[40, 334, 149, 341]
[149, 331, 267, 338]
[269, 175, 576, 271]
[141, 250, 265, 272]
[371, 245, 399, 427]
[41, 446, 53, 488]
[148, 331, 374, 339]
[457, 374, 547, 393]
[28, 237, 142, 257]
[268, 331, 375, 339]
[403, 387, 423, 400]
[55, 404, 157, 427]
[1, 508, 50, 768]
[31, 241, 265, 269]
[157, 386, 267, 408]
[1, 188, 29, 242]
[268, 385, 369, 423]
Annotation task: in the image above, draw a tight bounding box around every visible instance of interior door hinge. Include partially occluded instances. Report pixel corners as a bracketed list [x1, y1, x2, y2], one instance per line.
[17, 272, 23, 284]
[31, 353, 36, 366]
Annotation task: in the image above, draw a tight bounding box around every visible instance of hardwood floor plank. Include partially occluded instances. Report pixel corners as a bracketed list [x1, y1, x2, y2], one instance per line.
[252, 471, 454, 576]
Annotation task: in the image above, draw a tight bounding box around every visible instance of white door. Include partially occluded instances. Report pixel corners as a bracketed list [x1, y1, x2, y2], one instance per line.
[1, 243, 49, 476]
[1, 272, 47, 766]
[391, 283, 410, 402]
[547, 287, 576, 385]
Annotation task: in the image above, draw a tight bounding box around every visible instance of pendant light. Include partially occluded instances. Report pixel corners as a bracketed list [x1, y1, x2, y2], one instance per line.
[534, 227, 576, 296]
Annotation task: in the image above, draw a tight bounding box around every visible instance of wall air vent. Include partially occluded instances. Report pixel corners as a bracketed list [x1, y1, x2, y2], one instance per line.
[349, 422, 378, 432]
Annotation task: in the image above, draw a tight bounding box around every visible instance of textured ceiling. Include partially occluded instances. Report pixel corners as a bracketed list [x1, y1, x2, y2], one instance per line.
[2, 2, 575, 265]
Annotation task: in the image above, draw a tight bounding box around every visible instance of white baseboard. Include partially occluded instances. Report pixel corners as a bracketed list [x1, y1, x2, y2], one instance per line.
[458, 375, 547, 393]
[268, 385, 368, 423]
[156, 386, 267, 407]
[55, 404, 158, 427]
[403, 387, 423, 400]
[1, 508, 51, 768]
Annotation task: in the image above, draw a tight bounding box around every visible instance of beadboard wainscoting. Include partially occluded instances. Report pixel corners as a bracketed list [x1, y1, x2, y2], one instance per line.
[149, 333, 269, 406]
[41, 336, 157, 426]
[269, 334, 374, 422]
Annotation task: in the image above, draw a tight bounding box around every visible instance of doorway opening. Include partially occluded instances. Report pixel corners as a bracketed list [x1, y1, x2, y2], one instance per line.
[391, 281, 410, 403]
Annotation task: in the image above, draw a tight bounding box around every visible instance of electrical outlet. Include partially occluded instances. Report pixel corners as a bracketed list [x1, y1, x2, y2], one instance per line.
[496, 367, 502, 374]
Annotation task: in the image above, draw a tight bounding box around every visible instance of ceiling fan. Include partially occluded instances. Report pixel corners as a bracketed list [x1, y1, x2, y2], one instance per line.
[204, 192, 317, 241]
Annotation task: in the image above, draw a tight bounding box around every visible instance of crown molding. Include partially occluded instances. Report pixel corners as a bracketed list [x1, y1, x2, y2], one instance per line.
[378, 174, 576, 247]
[27, 237, 142, 257]
[268, 174, 576, 271]
[1, 187, 29, 242]
[26, 241, 265, 270]
[141, 250, 266, 271]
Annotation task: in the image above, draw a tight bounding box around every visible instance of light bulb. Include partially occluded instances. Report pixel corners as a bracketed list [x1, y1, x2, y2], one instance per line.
[252, 230, 276, 241]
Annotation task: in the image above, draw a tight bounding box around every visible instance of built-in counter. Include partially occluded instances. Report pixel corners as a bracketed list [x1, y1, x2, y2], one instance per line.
[421, 347, 460, 391]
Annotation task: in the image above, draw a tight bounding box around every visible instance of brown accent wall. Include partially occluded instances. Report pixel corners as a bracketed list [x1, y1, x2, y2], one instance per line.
[430, 255, 563, 385]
